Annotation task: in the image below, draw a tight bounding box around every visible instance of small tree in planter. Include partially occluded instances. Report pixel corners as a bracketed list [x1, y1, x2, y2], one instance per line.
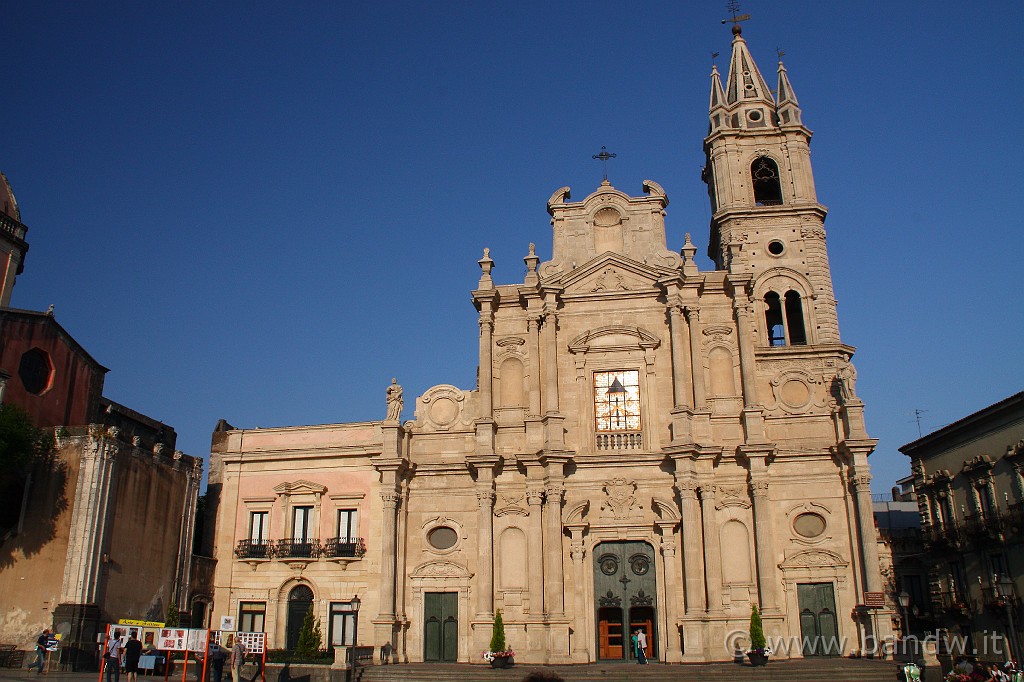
[483, 610, 514, 668]
[295, 605, 323, 659]
[746, 604, 771, 666]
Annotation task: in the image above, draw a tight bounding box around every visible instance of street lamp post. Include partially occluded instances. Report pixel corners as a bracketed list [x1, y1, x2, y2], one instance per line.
[898, 591, 911, 637]
[350, 594, 361, 646]
[995, 578, 1020, 667]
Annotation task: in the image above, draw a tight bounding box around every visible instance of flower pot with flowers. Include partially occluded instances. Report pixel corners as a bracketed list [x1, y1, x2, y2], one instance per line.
[746, 604, 771, 666]
[483, 610, 515, 668]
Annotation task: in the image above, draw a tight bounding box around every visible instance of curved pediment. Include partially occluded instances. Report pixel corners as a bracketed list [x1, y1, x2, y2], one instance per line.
[568, 325, 661, 354]
[410, 560, 472, 579]
[779, 549, 848, 570]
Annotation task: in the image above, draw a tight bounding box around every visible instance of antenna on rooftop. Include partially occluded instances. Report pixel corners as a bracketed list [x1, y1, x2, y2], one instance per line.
[910, 408, 928, 438]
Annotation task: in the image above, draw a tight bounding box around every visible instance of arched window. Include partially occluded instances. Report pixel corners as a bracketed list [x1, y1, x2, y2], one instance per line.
[764, 292, 785, 346]
[785, 291, 807, 345]
[764, 290, 808, 346]
[751, 157, 783, 206]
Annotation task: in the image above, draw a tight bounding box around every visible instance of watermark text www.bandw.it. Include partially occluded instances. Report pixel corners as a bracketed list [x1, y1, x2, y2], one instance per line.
[724, 629, 1013, 657]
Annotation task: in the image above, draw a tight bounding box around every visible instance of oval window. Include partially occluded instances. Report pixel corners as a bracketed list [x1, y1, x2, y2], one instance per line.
[767, 240, 784, 255]
[793, 512, 827, 538]
[427, 526, 458, 550]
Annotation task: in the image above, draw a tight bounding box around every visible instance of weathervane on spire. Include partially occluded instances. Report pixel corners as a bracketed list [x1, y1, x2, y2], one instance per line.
[592, 146, 617, 182]
[721, 0, 750, 33]
[776, 47, 786, 60]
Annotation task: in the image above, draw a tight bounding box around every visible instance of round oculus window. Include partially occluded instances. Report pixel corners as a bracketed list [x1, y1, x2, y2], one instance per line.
[748, 110, 762, 122]
[793, 512, 827, 538]
[767, 240, 785, 256]
[18, 349, 52, 395]
[630, 555, 650, 576]
[427, 526, 458, 550]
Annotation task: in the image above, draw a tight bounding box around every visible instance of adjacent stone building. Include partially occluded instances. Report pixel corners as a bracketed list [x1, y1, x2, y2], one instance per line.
[902, 392, 1024, 661]
[0, 172, 202, 670]
[205, 25, 891, 663]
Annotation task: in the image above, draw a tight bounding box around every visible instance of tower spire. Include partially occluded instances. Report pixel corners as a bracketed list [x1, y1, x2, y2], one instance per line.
[725, 28, 775, 109]
[776, 57, 803, 127]
[708, 63, 728, 133]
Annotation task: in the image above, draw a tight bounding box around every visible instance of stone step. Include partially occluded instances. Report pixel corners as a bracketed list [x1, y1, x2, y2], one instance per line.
[358, 658, 898, 682]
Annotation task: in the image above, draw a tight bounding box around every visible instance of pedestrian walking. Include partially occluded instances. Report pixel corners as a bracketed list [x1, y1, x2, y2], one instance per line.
[123, 634, 142, 682]
[230, 639, 246, 682]
[208, 644, 227, 682]
[636, 628, 648, 664]
[27, 629, 50, 673]
[105, 633, 123, 682]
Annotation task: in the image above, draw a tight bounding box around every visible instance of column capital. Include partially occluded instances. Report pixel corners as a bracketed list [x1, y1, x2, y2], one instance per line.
[697, 483, 716, 500]
[749, 478, 770, 499]
[476, 488, 496, 507]
[544, 484, 566, 501]
[683, 304, 701, 321]
[381, 492, 401, 509]
[850, 473, 872, 491]
[675, 476, 699, 500]
[570, 542, 586, 562]
[526, 488, 545, 506]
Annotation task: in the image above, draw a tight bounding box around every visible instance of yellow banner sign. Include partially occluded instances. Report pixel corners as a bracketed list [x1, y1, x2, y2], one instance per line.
[117, 619, 165, 627]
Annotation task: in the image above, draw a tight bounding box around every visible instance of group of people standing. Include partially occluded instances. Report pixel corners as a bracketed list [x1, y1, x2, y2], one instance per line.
[630, 628, 649, 664]
[98, 632, 247, 682]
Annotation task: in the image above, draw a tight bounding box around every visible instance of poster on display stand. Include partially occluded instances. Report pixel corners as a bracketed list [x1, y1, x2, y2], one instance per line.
[157, 628, 188, 651]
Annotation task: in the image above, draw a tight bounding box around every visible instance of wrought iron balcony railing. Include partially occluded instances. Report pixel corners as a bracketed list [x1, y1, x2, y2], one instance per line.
[934, 590, 973, 615]
[322, 537, 367, 558]
[276, 538, 320, 559]
[234, 539, 273, 559]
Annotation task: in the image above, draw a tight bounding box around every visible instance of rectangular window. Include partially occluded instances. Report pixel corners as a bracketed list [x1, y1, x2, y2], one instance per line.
[329, 602, 357, 646]
[338, 509, 359, 542]
[250, 512, 268, 542]
[593, 370, 641, 432]
[239, 602, 266, 633]
[293, 506, 313, 541]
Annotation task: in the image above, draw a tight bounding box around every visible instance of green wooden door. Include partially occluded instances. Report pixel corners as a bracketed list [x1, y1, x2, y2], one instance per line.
[797, 583, 840, 656]
[424, 592, 458, 662]
[594, 542, 658, 661]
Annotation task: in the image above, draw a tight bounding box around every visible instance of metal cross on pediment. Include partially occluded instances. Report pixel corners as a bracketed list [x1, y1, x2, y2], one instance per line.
[592, 146, 616, 182]
[721, 1, 750, 27]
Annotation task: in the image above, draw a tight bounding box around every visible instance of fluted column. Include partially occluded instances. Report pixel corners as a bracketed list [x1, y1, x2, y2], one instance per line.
[699, 483, 723, 611]
[676, 475, 706, 613]
[749, 477, 778, 611]
[851, 471, 883, 592]
[476, 487, 496, 618]
[684, 306, 706, 410]
[527, 315, 542, 416]
[377, 491, 400, 620]
[479, 313, 494, 416]
[542, 307, 559, 413]
[526, 487, 546, 614]
[544, 483, 566, 615]
[732, 296, 759, 407]
[668, 305, 692, 409]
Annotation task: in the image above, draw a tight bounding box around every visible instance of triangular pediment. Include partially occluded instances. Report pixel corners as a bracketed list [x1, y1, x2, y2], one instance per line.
[554, 253, 665, 295]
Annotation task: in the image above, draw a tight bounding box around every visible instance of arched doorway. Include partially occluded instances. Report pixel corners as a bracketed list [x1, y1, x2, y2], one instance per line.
[594, 541, 658, 661]
[286, 585, 314, 650]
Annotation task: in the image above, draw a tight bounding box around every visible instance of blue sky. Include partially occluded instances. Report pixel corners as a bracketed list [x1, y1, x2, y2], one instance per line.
[3, 1, 1021, 494]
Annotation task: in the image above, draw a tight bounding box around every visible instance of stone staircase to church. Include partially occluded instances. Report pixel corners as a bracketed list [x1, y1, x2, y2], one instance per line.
[357, 657, 899, 682]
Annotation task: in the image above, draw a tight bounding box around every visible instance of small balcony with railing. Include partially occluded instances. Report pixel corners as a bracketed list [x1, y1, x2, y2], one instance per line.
[935, 590, 973, 617]
[322, 537, 367, 562]
[922, 522, 961, 549]
[596, 431, 643, 451]
[276, 538, 320, 559]
[234, 539, 273, 560]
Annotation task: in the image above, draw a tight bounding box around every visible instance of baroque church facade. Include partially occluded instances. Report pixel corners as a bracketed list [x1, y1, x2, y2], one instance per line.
[205, 25, 890, 663]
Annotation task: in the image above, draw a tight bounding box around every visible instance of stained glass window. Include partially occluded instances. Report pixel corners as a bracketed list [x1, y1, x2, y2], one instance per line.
[594, 370, 641, 432]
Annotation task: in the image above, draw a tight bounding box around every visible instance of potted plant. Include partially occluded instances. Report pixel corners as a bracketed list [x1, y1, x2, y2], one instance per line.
[483, 610, 515, 668]
[746, 604, 771, 666]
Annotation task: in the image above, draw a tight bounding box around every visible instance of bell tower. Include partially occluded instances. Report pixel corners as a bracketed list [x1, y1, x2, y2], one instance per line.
[0, 171, 29, 307]
[703, 24, 840, 345]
